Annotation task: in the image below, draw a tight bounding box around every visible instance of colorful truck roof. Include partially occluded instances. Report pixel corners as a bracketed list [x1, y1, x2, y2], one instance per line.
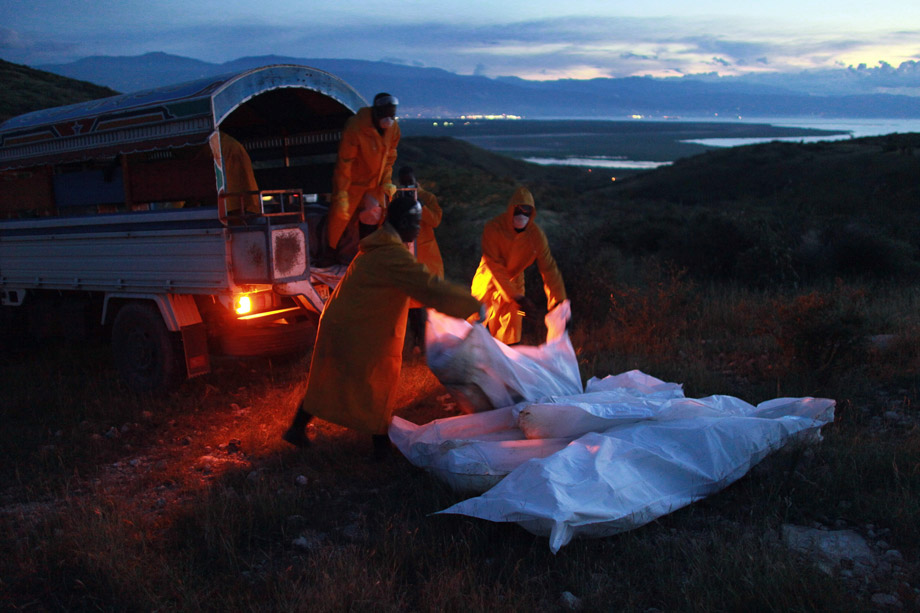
[0, 64, 366, 171]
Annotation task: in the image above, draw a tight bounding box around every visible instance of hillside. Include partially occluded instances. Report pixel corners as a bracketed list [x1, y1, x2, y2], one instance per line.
[0, 59, 118, 124]
[396, 133, 920, 290]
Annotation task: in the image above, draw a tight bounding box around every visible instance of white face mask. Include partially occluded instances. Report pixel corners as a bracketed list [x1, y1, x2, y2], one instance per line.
[379, 116, 396, 130]
[513, 214, 530, 230]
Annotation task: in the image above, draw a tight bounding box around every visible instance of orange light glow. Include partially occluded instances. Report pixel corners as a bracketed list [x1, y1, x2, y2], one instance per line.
[236, 306, 300, 321]
[235, 295, 252, 315]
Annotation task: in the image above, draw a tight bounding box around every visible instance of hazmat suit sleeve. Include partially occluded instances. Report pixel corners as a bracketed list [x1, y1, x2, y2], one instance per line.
[384, 243, 480, 319]
[379, 121, 400, 189]
[533, 227, 567, 310]
[479, 222, 520, 302]
[328, 119, 361, 248]
[418, 189, 442, 229]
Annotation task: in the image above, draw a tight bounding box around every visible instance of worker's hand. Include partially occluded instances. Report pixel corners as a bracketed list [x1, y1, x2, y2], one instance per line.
[514, 295, 538, 317]
[333, 190, 349, 210]
[382, 183, 397, 199]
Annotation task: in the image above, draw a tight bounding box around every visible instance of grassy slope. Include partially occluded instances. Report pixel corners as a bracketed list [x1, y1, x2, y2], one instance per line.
[0, 58, 118, 123]
[1, 69, 918, 611]
[399, 133, 920, 288]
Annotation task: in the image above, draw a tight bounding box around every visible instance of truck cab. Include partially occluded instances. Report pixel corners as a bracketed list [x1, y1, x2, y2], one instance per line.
[0, 65, 364, 391]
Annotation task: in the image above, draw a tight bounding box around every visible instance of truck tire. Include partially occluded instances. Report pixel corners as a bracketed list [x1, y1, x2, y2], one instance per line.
[112, 302, 183, 393]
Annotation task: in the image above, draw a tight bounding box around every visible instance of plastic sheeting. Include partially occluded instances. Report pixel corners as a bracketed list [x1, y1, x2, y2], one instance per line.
[424, 300, 581, 411]
[390, 307, 835, 553]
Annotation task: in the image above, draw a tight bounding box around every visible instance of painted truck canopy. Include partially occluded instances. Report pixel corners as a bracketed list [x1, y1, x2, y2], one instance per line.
[0, 64, 366, 171]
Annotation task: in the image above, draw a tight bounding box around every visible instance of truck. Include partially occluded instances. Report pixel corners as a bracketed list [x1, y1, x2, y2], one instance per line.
[0, 64, 364, 391]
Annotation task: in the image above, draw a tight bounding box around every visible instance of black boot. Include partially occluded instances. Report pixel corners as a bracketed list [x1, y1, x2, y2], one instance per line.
[409, 308, 427, 355]
[282, 409, 314, 448]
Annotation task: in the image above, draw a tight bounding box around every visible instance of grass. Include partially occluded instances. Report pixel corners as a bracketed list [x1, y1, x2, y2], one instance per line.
[0, 58, 118, 123]
[2, 275, 918, 610]
[3, 134, 920, 610]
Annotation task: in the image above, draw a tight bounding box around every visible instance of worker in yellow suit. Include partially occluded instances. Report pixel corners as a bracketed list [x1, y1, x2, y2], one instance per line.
[217, 132, 261, 214]
[398, 166, 444, 278]
[398, 166, 444, 354]
[471, 186, 566, 345]
[327, 93, 401, 258]
[283, 194, 483, 458]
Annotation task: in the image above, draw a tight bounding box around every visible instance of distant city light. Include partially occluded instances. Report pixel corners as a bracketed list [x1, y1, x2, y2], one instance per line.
[458, 114, 523, 120]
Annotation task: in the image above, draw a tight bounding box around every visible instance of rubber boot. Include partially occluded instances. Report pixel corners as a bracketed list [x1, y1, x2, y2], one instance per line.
[407, 308, 427, 356]
[282, 409, 314, 448]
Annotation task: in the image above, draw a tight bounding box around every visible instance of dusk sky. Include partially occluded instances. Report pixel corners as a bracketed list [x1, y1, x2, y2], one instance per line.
[1, 0, 918, 80]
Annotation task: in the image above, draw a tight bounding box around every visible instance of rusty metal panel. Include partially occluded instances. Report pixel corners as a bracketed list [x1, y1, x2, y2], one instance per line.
[271, 227, 307, 281]
[230, 227, 270, 283]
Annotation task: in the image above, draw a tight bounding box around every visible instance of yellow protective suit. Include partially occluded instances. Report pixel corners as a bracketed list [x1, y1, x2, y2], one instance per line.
[328, 106, 400, 248]
[301, 223, 480, 435]
[219, 133, 260, 213]
[416, 187, 444, 279]
[471, 187, 566, 344]
[408, 187, 445, 310]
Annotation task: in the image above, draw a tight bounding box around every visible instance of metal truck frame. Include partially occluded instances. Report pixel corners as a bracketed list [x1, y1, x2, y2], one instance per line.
[0, 65, 364, 391]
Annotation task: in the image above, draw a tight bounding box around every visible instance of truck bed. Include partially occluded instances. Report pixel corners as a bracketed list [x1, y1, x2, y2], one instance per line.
[0, 208, 235, 295]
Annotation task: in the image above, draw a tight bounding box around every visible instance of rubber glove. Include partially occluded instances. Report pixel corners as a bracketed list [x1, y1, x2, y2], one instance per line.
[382, 183, 397, 199]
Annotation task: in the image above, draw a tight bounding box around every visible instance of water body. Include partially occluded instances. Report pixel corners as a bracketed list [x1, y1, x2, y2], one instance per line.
[681, 117, 920, 148]
[524, 117, 920, 169]
[522, 157, 670, 169]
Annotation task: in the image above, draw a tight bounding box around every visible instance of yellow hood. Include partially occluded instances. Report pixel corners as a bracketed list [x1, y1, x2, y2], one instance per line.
[503, 187, 536, 229]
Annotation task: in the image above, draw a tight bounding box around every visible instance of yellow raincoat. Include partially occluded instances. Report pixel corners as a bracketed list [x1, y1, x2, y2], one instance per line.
[471, 187, 566, 344]
[416, 187, 444, 279]
[302, 223, 480, 434]
[408, 187, 445, 309]
[328, 106, 400, 248]
[218, 133, 260, 213]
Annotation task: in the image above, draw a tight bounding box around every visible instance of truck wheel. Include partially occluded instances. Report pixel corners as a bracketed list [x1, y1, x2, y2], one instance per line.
[112, 302, 182, 393]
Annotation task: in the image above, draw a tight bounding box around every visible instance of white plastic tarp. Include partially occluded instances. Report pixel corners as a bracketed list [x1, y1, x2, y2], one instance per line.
[390, 306, 835, 552]
[424, 300, 582, 410]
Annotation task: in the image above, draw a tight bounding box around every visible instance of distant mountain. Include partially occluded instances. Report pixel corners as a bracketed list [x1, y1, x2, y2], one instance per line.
[0, 59, 118, 123]
[34, 52, 920, 119]
[36, 52, 214, 95]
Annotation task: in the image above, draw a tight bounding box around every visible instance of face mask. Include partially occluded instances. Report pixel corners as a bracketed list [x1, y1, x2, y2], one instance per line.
[513, 214, 530, 230]
[379, 116, 396, 130]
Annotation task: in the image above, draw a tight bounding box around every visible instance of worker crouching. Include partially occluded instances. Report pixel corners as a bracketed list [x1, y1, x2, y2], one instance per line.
[283, 194, 482, 458]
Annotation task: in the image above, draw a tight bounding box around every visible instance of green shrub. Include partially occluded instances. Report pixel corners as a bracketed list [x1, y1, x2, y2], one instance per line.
[829, 222, 919, 277]
[769, 282, 870, 376]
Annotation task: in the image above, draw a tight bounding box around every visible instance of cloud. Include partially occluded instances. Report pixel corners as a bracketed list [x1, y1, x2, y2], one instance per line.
[0, 27, 26, 50]
[0, 27, 82, 64]
[2, 11, 918, 82]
